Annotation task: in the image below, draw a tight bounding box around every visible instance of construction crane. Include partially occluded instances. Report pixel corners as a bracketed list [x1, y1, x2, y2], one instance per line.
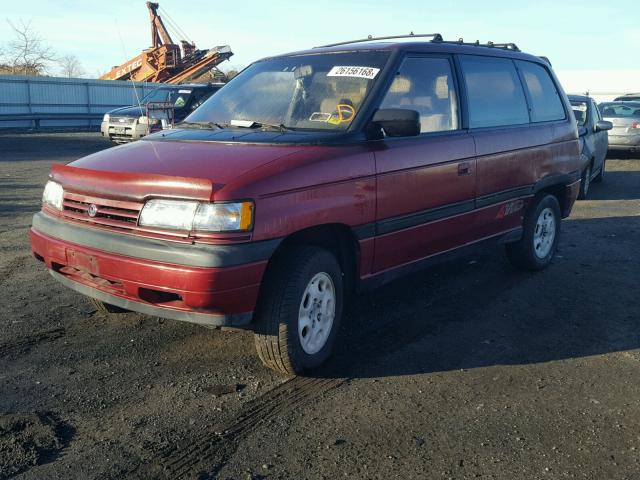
[100, 2, 232, 84]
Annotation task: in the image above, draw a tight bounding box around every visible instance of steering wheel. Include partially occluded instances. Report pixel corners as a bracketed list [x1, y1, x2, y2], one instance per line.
[326, 103, 355, 125]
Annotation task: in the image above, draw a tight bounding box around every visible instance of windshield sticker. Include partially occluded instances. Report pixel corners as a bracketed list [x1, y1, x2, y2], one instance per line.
[309, 112, 332, 122]
[230, 119, 256, 128]
[572, 104, 587, 112]
[178, 89, 192, 94]
[327, 66, 380, 80]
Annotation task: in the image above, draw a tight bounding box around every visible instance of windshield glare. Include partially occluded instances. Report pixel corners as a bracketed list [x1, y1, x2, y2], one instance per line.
[186, 51, 390, 131]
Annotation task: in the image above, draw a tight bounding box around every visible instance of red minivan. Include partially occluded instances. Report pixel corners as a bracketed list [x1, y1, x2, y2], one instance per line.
[31, 35, 581, 375]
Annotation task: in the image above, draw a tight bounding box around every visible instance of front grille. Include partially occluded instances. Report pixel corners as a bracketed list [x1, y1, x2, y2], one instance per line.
[110, 116, 136, 125]
[62, 192, 142, 230]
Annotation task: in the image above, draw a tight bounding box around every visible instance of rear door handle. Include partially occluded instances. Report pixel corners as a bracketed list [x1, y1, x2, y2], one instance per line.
[458, 162, 471, 176]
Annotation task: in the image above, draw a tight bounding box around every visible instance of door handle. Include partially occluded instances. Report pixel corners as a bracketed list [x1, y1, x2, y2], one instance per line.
[458, 162, 471, 176]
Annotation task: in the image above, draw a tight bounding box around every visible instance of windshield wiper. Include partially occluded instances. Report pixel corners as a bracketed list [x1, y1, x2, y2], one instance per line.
[177, 121, 225, 130]
[229, 119, 293, 133]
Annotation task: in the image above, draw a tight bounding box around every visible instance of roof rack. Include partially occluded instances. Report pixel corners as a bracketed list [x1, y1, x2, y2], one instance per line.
[315, 33, 520, 52]
[447, 38, 520, 51]
[315, 33, 443, 48]
[538, 55, 552, 65]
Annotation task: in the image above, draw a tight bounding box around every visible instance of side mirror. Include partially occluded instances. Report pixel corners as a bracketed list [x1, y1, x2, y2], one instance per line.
[578, 126, 588, 137]
[370, 108, 420, 137]
[595, 120, 613, 132]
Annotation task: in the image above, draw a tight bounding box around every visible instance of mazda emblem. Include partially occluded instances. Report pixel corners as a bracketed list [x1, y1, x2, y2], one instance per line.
[87, 204, 98, 217]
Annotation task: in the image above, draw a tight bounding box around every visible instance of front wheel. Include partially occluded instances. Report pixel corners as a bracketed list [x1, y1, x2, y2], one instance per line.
[506, 194, 561, 271]
[253, 246, 344, 376]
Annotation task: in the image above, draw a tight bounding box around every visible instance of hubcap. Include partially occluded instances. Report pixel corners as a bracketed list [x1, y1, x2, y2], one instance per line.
[533, 207, 556, 259]
[298, 272, 336, 355]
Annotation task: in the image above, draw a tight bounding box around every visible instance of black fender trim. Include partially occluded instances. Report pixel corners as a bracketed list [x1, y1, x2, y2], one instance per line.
[533, 170, 580, 193]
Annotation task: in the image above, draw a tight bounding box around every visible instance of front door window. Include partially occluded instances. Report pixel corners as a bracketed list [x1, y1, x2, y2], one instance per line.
[380, 57, 459, 134]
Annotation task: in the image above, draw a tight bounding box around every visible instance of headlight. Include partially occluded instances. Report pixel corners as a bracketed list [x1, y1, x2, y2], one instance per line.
[138, 199, 198, 230]
[42, 181, 64, 211]
[139, 116, 159, 125]
[193, 202, 254, 231]
[103, 113, 109, 122]
[138, 199, 254, 232]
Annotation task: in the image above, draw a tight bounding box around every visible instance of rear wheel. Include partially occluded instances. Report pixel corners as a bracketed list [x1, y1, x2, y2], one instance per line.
[253, 246, 343, 376]
[87, 297, 127, 314]
[578, 162, 591, 199]
[506, 194, 561, 271]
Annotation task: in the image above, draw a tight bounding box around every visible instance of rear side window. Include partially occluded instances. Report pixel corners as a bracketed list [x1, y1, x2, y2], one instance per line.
[600, 103, 640, 117]
[516, 61, 565, 122]
[459, 56, 529, 128]
[380, 57, 459, 134]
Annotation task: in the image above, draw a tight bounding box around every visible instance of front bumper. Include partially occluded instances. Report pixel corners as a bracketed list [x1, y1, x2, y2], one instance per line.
[30, 212, 280, 327]
[101, 120, 147, 142]
[50, 270, 252, 327]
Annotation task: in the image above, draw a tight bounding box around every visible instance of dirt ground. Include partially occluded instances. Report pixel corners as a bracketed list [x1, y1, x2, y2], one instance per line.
[0, 132, 639, 480]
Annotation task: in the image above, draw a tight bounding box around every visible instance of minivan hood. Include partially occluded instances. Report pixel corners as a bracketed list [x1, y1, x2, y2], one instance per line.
[55, 137, 303, 202]
[107, 105, 144, 117]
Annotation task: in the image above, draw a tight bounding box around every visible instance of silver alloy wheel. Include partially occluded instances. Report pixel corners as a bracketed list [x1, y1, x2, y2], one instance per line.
[533, 207, 556, 259]
[298, 272, 336, 355]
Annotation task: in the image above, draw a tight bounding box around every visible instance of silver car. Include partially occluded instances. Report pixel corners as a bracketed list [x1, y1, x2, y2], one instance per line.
[614, 94, 640, 102]
[569, 95, 612, 199]
[599, 101, 640, 153]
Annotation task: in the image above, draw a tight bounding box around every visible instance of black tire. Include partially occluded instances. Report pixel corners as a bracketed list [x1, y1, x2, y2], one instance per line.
[505, 194, 561, 271]
[87, 297, 127, 314]
[593, 158, 605, 183]
[577, 162, 591, 200]
[253, 246, 344, 376]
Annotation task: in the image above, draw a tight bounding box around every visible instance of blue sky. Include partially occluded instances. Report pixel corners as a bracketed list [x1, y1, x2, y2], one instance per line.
[0, 0, 636, 79]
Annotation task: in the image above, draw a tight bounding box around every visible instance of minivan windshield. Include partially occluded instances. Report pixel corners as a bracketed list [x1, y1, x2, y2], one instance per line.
[140, 88, 192, 109]
[185, 51, 390, 131]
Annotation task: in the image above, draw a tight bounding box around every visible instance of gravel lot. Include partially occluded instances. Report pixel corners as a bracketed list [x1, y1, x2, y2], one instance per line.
[1, 132, 639, 479]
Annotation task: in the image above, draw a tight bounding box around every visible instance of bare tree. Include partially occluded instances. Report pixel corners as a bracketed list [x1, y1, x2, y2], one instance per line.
[58, 54, 85, 78]
[4, 19, 57, 75]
